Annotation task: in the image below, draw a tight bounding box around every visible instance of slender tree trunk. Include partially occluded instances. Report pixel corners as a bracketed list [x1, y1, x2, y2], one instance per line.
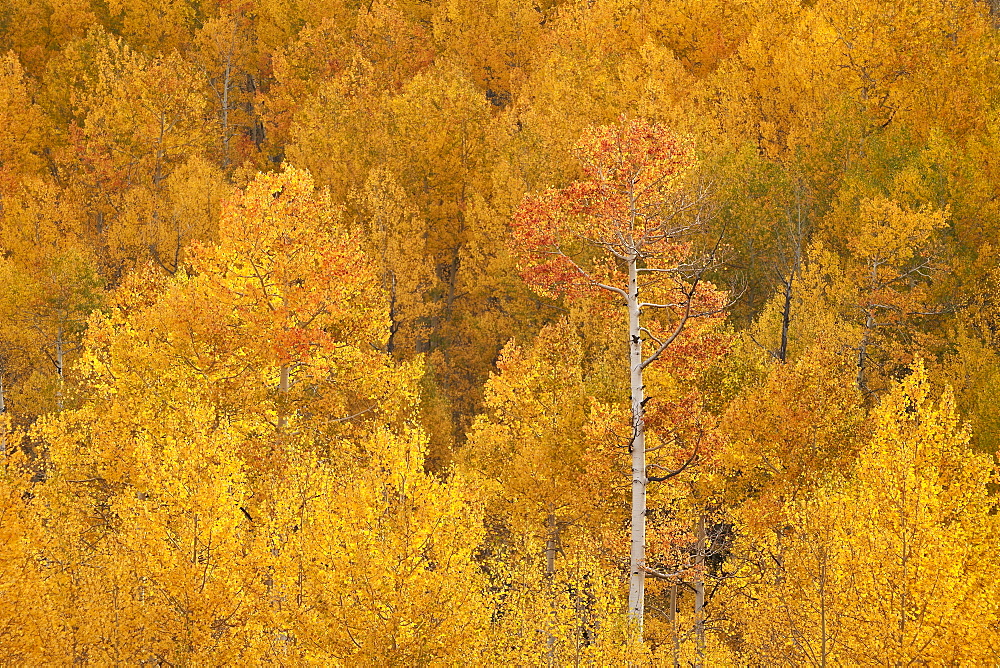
[899, 483, 909, 661]
[277, 363, 289, 430]
[0, 372, 6, 456]
[670, 584, 680, 668]
[857, 312, 873, 394]
[545, 511, 557, 666]
[386, 273, 398, 355]
[55, 326, 65, 411]
[627, 256, 648, 632]
[820, 551, 828, 668]
[443, 251, 461, 320]
[218, 18, 239, 170]
[778, 275, 793, 362]
[694, 515, 706, 666]
[221, 53, 233, 169]
[545, 512, 558, 576]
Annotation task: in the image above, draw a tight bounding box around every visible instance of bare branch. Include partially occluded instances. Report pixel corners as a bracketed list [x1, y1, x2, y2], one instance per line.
[907, 304, 959, 317]
[647, 434, 702, 483]
[637, 249, 737, 369]
[551, 244, 630, 300]
[595, 282, 630, 300]
[639, 302, 684, 309]
[640, 562, 685, 580]
[640, 284, 696, 371]
[747, 330, 783, 362]
[325, 405, 376, 424]
[639, 327, 663, 347]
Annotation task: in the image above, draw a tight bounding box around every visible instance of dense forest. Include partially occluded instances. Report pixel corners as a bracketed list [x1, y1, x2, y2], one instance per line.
[2, 0, 1000, 664]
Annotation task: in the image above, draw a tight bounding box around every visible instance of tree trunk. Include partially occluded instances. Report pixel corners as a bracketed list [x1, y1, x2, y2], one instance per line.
[820, 551, 828, 668]
[545, 512, 557, 665]
[778, 274, 793, 362]
[627, 256, 648, 632]
[670, 584, 680, 668]
[55, 326, 65, 411]
[545, 512, 557, 577]
[0, 372, 6, 456]
[694, 515, 706, 666]
[220, 50, 233, 169]
[857, 312, 873, 394]
[386, 272, 398, 355]
[277, 363, 289, 430]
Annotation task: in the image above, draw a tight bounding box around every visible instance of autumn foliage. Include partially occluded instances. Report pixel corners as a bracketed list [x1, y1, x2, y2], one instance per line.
[512, 119, 698, 295]
[2, 0, 1000, 664]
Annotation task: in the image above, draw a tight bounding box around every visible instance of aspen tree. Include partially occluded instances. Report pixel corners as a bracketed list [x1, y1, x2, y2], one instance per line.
[48, 30, 210, 272]
[797, 196, 948, 395]
[28, 166, 491, 662]
[727, 363, 1000, 664]
[513, 117, 725, 634]
[0, 52, 47, 178]
[0, 177, 100, 418]
[462, 319, 611, 562]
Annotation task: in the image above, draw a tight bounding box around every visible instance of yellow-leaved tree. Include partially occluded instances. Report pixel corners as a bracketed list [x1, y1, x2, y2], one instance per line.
[463, 320, 610, 567]
[12, 166, 492, 663]
[462, 317, 654, 664]
[796, 195, 949, 395]
[0, 176, 101, 420]
[727, 362, 1000, 664]
[49, 29, 213, 274]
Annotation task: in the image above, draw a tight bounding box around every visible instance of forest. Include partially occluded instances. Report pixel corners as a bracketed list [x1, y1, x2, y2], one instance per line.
[1, 0, 1000, 664]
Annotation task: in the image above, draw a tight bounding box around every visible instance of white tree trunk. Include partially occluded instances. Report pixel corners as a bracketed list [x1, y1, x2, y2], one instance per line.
[695, 514, 707, 666]
[545, 512, 557, 665]
[857, 326, 870, 393]
[627, 256, 648, 630]
[220, 45, 233, 169]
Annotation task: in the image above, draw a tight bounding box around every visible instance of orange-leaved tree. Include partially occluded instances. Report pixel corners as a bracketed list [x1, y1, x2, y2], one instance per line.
[512, 117, 726, 634]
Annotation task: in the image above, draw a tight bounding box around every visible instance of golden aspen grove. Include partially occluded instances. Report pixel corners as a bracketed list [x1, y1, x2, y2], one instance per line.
[3, 0, 1000, 664]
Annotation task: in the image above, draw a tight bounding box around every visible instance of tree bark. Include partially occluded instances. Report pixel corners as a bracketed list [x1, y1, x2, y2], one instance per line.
[670, 584, 680, 668]
[857, 312, 873, 394]
[820, 550, 828, 668]
[545, 512, 557, 665]
[220, 47, 233, 169]
[627, 256, 648, 631]
[0, 372, 6, 456]
[694, 515, 707, 666]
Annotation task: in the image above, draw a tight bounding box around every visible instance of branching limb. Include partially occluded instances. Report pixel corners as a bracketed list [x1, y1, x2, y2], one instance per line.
[326, 405, 376, 424]
[647, 434, 702, 483]
[639, 302, 684, 309]
[639, 327, 663, 347]
[640, 284, 696, 371]
[640, 562, 685, 580]
[550, 245, 630, 300]
[747, 330, 783, 362]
